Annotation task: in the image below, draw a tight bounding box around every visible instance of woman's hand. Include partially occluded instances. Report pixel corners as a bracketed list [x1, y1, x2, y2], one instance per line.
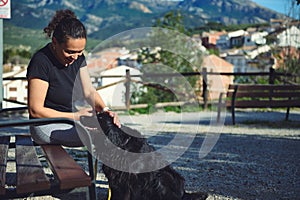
[74, 107, 94, 120]
[106, 110, 121, 128]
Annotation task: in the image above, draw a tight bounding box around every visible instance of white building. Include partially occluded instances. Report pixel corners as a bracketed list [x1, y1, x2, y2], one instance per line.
[3, 68, 27, 108]
[225, 51, 248, 73]
[97, 65, 142, 109]
[244, 31, 268, 46]
[277, 26, 300, 48]
[247, 45, 271, 60]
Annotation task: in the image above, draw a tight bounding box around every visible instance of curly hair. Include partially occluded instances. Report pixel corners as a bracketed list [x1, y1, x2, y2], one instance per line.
[43, 9, 86, 43]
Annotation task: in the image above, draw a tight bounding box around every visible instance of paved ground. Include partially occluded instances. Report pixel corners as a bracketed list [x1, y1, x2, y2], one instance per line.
[1, 109, 299, 199]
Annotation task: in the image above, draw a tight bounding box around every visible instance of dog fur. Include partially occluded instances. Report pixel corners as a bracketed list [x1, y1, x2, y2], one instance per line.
[86, 112, 207, 200]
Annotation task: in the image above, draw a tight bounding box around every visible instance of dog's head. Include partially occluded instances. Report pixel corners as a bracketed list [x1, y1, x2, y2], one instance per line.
[96, 112, 154, 153]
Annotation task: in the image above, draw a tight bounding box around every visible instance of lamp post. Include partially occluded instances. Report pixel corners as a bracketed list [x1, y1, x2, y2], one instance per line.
[0, 0, 11, 109]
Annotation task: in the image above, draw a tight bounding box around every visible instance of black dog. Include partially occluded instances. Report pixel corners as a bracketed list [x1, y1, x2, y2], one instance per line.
[82, 112, 207, 200]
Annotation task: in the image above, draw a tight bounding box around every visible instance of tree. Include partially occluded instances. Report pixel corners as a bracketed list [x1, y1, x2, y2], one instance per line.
[4, 48, 31, 65]
[155, 10, 187, 35]
[132, 11, 204, 108]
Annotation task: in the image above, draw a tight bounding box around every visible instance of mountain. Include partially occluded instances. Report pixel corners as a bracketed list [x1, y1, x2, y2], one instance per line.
[177, 0, 285, 26]
[4, 0, 285, 51]
[7, 0, 179, 40]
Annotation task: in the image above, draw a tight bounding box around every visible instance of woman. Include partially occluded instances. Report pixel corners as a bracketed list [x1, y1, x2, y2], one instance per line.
[26, 9, 120, 147]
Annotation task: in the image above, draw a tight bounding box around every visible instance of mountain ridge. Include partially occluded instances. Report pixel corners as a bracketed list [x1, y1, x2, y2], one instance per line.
[4, 0, 286, 51]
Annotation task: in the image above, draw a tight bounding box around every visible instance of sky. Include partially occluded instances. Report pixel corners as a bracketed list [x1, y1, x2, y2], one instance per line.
[251, 0, 296, 14]
[169, 0, 296, 15]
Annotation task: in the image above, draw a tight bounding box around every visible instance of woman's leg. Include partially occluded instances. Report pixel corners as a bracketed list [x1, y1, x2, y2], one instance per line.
[30, 123, 84, 147]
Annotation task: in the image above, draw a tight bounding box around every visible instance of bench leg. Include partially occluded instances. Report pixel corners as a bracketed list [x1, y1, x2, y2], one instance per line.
[217, 107, 221, 123]
[88, 151, 96, 200]
[217, 93, 224, 123]
[231, 107, 235, 125]
[286, 107, 290, 121]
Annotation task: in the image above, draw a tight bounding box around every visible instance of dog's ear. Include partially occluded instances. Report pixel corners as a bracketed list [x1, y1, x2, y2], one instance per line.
[97, 112, 129, 147]
[96, 112, 115, 132]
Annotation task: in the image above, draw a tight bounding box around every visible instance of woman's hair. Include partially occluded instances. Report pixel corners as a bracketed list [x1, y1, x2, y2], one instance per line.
[43, 9, 86, 43]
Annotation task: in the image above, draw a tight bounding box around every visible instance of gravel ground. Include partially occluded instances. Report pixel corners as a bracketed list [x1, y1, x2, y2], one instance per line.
[117, 110, 300, 200]
[1, 109, 299, 200]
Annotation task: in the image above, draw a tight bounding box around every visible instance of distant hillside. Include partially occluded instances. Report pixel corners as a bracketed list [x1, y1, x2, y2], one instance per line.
[3, 0, 286, 52]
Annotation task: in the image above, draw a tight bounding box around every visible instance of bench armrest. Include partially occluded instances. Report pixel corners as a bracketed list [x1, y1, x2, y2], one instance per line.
[0, 118, 75, 128]
[0, 106, 28, 114]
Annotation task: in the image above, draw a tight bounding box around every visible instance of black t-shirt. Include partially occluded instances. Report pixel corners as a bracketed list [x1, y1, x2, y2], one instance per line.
[26, 43, 86, 113]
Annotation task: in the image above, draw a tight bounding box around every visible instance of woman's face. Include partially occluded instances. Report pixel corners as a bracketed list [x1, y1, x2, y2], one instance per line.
[53, 37, 86, 67]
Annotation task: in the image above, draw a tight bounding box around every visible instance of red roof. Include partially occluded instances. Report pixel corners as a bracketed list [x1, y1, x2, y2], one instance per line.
[202, 54, 233, 72]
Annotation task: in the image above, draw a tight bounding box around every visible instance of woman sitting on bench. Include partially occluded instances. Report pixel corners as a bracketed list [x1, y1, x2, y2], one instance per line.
[26, 9, 121, 147]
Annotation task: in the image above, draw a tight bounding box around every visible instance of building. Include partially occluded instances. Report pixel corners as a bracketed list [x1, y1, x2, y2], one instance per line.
[3, 68, 27, 108]
[244, 31, 268, 46]
[87, 47, 130, 76]
[97, 65, 142, 109]
[216, 33, 230, 50]
[201, 31, 226, 50]
[277, 26, 300, 48]
[202, 55, 234, 100]
[225, 51, 248, 73]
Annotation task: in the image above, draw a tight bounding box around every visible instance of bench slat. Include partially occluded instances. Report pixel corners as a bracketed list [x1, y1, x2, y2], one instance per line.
[229, 84, 300, 90]
[228, 92, 300, 98]
[41, 145, 91, 190]
[230, 99, 300, 108]
[15, 135, 50, 194]
[0, 136, 10, 195]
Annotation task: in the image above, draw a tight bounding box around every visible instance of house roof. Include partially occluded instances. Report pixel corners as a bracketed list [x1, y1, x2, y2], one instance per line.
[202, 54, 233, 70]
[87, 47, 129, 74]
[228, 30, 247, 38]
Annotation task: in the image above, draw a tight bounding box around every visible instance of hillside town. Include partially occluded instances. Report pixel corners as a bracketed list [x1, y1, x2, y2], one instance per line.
[3, 18, 300, 108]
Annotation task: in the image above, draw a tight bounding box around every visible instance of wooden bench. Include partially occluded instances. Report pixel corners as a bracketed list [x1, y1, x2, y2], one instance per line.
[217, 84, 300, 125]
[0, 117, 96, 199]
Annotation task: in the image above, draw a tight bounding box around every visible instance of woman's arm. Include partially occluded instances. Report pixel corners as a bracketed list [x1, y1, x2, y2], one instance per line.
[79, 66, 106, 112]
[79, 66, 121, 127]
[28, 78, 92, 120]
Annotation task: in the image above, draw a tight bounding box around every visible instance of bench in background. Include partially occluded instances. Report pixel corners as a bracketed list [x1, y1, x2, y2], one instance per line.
[217, 84, 300, 125]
